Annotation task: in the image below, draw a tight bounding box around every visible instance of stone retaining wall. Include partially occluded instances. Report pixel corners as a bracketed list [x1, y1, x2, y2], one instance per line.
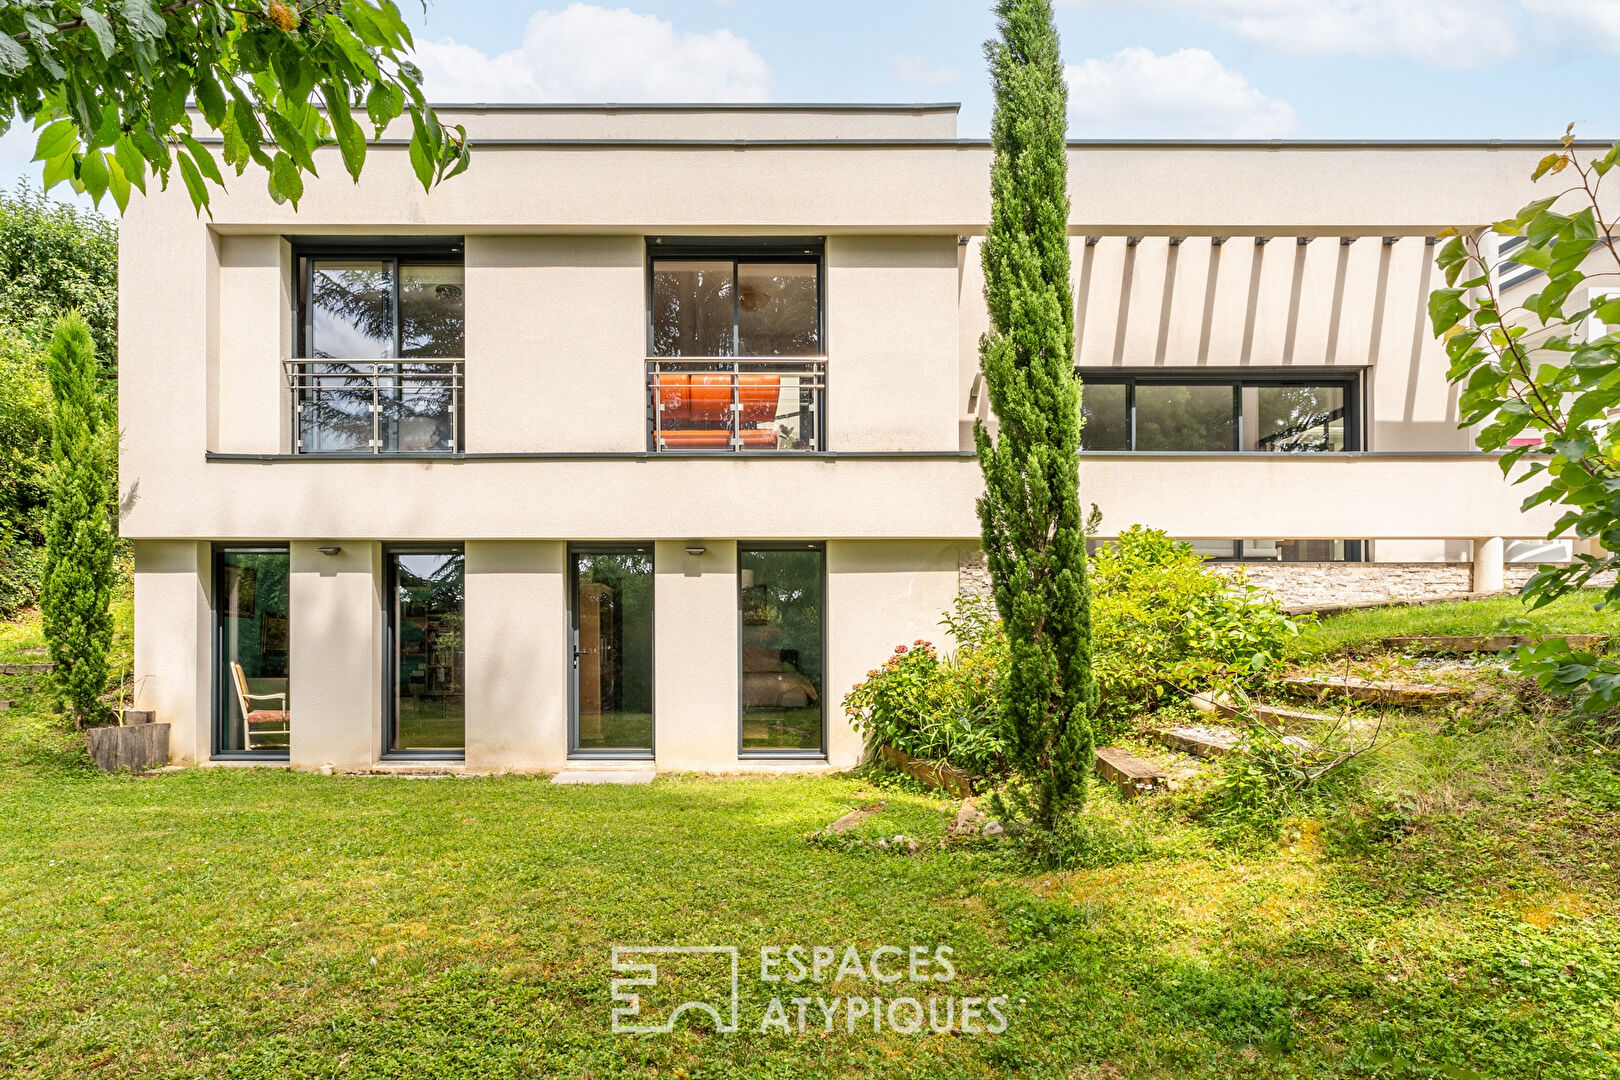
[957, 546, 1612, 610]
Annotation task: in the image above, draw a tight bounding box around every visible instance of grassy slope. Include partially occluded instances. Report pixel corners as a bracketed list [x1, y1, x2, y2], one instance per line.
[1290, 589, 1614, 660]
[0, 598, 1618, 1079]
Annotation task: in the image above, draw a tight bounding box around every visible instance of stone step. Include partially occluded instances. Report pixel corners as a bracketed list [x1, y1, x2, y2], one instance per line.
[0, 662, 54, 676]
[1151, 724, 1313, 760]
[1094, 747, 1167, 798]
[827, 804, 882, 833]
[1383, 633, 1608, 654]
[1189, 691, 1336, 727]
[1280, 674, 1463, 707]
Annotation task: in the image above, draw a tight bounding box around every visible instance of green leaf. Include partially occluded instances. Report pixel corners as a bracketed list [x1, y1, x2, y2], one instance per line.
[122, 0, 168, 40]
[81, 7, 118, 59]
[41, 152, 76, 191]
[1428, 288, 1470, 336]
[0, 34, 28, 77]
[178, 134, 224, 186]
[32, 119, 79, 163]
[1532, 152, 1569, 180]
[78, 150, 111, 204]
[105, 155, 132, 214]
[265, 109, 318, 175]
[113, 136, 148, 194]
[269, 151, 304, 207]
[322, 84, 367, 181]
[174, 150, 210, 214]
[194, 70, 228, 130]
[407, 111, 435, 191]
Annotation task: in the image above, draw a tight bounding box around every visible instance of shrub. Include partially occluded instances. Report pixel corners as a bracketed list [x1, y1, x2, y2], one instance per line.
[41, 312, 117, 726]
[1091, 526, 1299, 736]
[843, 594, 1011, 777]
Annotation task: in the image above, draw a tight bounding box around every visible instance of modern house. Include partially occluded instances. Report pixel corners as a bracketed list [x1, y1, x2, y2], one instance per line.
[122, 103, 1585, 773]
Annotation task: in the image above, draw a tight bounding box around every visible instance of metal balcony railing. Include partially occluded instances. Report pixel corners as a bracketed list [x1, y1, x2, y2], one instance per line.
[284, 359, 463, 454]
[647, 357, 826, 452]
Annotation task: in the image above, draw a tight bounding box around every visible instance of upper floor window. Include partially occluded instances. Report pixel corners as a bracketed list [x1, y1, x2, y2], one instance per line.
[1078, 371, 1359, 453]
[646, 240, 825, 451]
[290, 242, 464, 454]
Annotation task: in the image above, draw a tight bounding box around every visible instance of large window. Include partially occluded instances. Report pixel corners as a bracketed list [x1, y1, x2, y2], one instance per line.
[386, 548, 465, 756]
[739, 545, 825, 755]
[1080, 372, 1358, 453]
[291, 245, 465, 453]
[647, 241, 824, 451]
[570, 547, 655, 757]
[213, 547, 290, 756]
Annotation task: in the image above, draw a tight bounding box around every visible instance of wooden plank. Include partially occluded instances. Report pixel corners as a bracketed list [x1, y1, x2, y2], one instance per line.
[0, 662, 55, 676]
[879, 746, 975, 797]
[1280, 674, 1463, 707]
[1094, 747, 1166, 798]
[827, 805, 881, 833]
[85, 724, 170, 773]
[1383, 633, 1608, 654]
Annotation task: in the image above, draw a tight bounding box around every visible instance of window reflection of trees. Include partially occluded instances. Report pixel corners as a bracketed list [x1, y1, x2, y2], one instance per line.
[1256, 386, 1346, 452]
[301, 259, 464, 452]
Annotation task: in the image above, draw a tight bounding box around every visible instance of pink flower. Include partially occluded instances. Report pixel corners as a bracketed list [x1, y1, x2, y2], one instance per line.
[895, 645, 909, 654]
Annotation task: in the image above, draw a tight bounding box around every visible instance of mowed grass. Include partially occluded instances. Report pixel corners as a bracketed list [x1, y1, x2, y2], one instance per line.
[1, 596, 1619, 1078]
[1289, 588, 1616, 660]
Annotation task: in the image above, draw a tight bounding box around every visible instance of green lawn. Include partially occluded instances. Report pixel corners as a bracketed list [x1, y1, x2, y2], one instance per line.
[2, 597, 1619, 1079]
[1289, 588, 1616, 660]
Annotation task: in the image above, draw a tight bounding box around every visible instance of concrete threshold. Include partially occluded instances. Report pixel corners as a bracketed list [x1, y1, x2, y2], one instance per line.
[552, 767, 656, 785]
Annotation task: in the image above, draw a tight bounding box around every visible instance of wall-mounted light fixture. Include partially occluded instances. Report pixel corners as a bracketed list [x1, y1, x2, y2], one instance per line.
[685, 544, 706, 556]
[317, 545, 342, 556]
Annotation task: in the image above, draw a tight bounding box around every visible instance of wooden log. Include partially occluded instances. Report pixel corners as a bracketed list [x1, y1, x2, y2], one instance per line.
[1382, 633, 1608, 654]
[1189, 691, 1336, 726]
[878, 746, 976, 797]
[122, 709, 156, 726]
[0, 662, 55, 676]
[1280, 674, 1463, 707]
[1094, 747, 1166, 798]
[85, 724, 169, 773]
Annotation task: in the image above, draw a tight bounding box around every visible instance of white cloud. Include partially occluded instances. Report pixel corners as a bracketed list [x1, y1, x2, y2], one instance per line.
[413, 4, 771, 103]
[1059, 1, 1522, 68]
[1522, 0, 1620, 51]
[890, 54, 960, 88]
[1065, 47, 1296, 138]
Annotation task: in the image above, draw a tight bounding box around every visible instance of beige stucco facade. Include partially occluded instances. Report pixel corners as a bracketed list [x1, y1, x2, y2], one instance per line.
[122, 104, 1582, 771]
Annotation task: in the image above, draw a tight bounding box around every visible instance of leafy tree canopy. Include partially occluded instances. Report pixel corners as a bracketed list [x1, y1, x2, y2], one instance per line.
[0, 185, 116, 364]
[0, 1, 469, 214]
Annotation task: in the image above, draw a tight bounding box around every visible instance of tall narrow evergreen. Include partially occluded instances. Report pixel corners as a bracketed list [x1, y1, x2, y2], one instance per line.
[976, 0, 1096, 830]
[40, 312, 116, 727]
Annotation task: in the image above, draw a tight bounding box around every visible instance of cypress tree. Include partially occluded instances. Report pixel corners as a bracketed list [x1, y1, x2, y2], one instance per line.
[40, 312, 116, 727]
[976, 0, 1096, 831]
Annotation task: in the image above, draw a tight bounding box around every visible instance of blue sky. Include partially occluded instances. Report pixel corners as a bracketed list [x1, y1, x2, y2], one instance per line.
[5, 1, 1618, 203]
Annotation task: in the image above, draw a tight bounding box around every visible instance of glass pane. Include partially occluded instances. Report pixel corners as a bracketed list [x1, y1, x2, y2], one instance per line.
[1248, 539, 1348, 562]
[1080, 382, 1129, 450]
[297, 362, 376, 453]
[742, 368, 819, 451]
[399, 263, 465, 358]
[651, 260, 735, 357]
[391, 552, 464, 752]
[736, 263, 820, 355]
[309, 260, 393, 359]
[1254, 385, 1347, 452]
[386, 364, 459, 452]
[217, 550, 290, 754]
[573, 550, 654, 752]
[1134, 384, 1235, 451]
[740, 548, 824, 752]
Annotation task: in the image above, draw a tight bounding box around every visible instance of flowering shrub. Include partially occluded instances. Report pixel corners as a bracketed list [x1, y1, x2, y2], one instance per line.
[842, 595, 1011, 777]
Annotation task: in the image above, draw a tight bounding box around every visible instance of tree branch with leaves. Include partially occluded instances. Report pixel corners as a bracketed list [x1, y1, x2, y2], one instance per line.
[0, 1, 468, 214]
[1430, 128, 1620, 712]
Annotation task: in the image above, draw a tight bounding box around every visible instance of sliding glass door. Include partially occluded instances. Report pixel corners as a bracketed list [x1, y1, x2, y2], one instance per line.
[570, 547, 655, 756]
[739, 545, 825, 755]
[213, 547, 291, 756]
[386, 548, 465, 756]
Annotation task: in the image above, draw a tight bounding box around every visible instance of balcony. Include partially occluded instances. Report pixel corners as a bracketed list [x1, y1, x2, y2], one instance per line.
[285, 360, 464, 454]
[647, 357, 825, 452]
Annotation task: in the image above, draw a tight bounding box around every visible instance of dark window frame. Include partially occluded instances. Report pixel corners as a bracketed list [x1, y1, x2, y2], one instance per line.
[644, 237, 826, 359]
[292, 240, 466, 455]
[567, 543, 657, 761]
[210, 543, 292, 761]
[737, 542, 828, 760]
[1075, 367, 1364, 453]
[382, 543, 467, 762]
